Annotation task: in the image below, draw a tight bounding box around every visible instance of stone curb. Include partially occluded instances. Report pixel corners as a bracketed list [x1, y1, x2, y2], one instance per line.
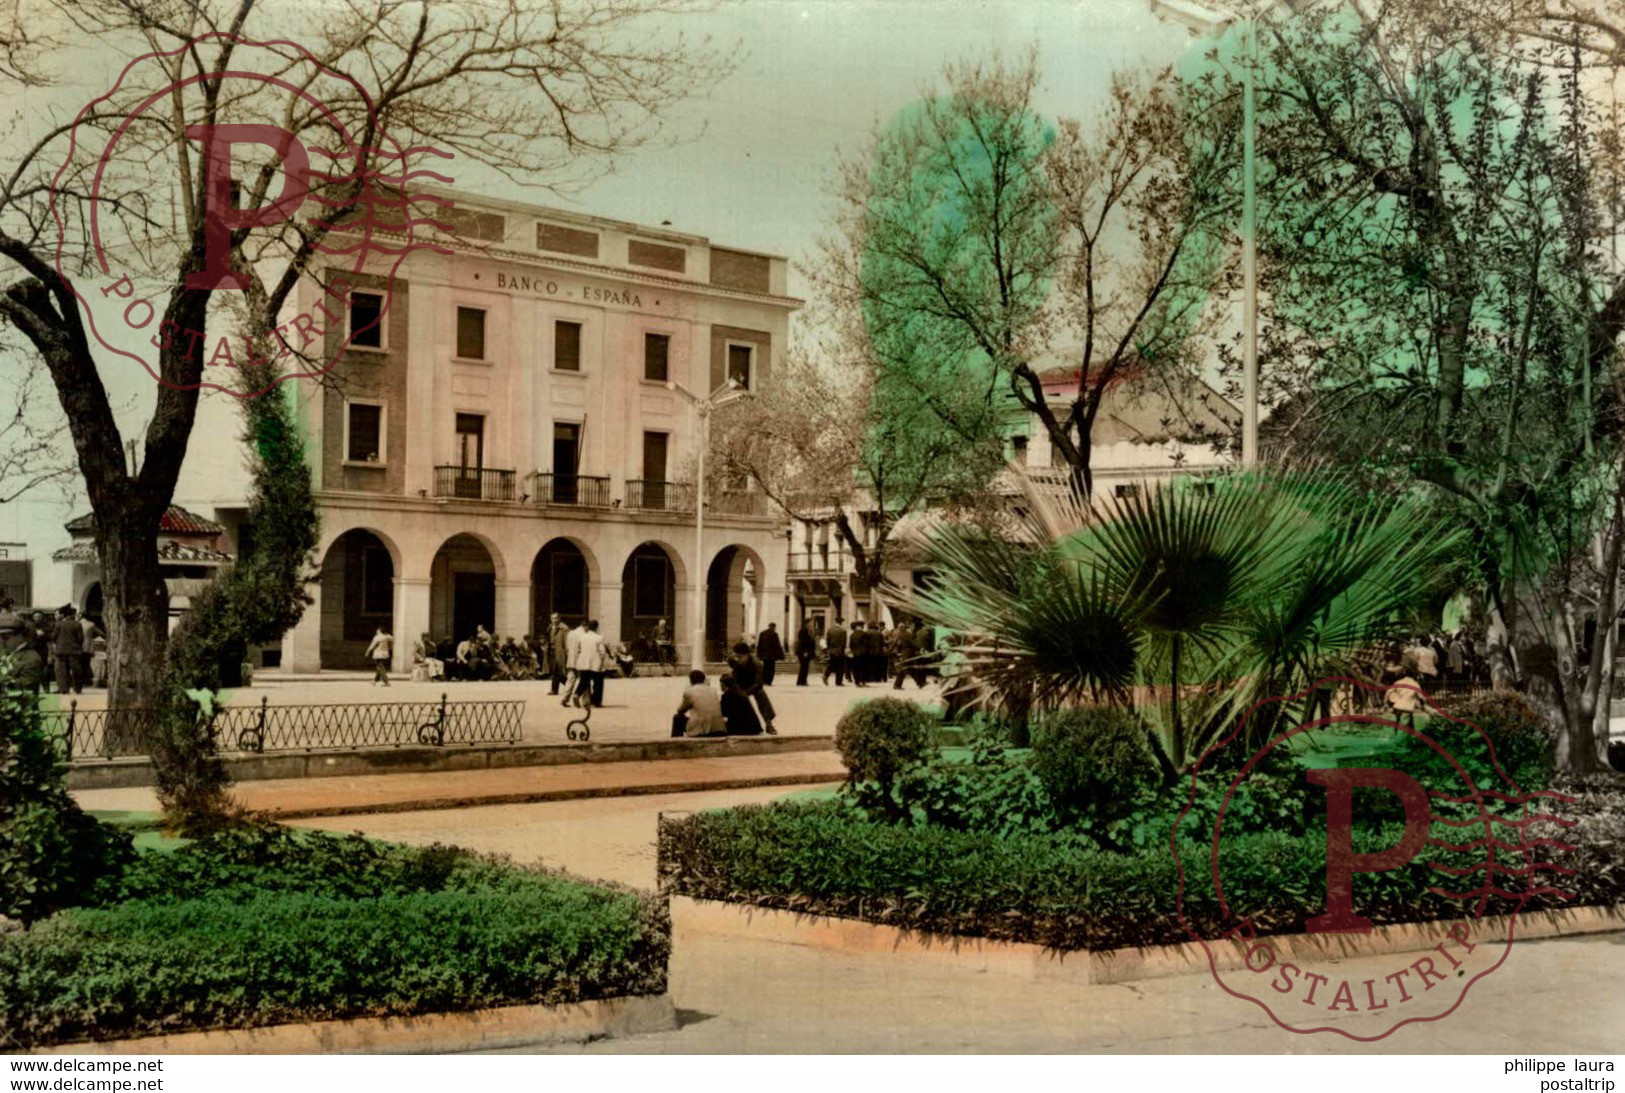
[671, 896, 1625, 986]
[32, 993, 675, 1055]
[66, 734, 835, 790]
[266, 770, 843, 820]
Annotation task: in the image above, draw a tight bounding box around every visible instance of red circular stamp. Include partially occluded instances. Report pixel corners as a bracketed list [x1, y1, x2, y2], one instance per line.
[49, 32, 455, 398]
[1172, 677, 1578, 1041]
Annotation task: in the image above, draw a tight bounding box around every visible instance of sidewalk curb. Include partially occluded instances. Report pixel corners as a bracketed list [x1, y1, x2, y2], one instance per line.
[32, 993, 676, 1055]
[67, 734, 836, 790]
[671, 896, 1625, 986]
[265, 770, 844, 820]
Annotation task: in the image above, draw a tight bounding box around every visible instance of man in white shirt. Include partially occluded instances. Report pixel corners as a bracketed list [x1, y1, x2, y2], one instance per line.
[561, 621, 586, 706]
[575, 619, 609, 708]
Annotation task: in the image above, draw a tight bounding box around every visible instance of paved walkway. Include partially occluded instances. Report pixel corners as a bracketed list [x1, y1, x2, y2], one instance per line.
[48, 672, 941, 748]
[72, 750, 845, 821]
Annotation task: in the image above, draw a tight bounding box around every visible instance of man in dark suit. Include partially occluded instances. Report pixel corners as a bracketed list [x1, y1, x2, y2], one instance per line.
[53, 605, 84, 694]
[756, 622, 784, 685]
[821, 617, 848, 687]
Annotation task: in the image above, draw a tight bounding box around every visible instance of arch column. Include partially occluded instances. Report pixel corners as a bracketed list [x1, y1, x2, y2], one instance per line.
[592, 581, 622, 642]
[495, 580, 530, 639]
[285, 579, 322, 672]
[393, 577, 430, 672]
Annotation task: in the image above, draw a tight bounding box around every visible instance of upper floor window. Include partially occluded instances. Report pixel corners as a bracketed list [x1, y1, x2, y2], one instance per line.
[1114, 483, 1140, 500]
[456, 306, 486, 361]
[644, 333, 670, 382]
[726, 342, 753, 389]
[349, 291, 384, 349]
[555, 320, 582, 371]
[345, 402, 384, 463]
[1010, 435, 1029, 466]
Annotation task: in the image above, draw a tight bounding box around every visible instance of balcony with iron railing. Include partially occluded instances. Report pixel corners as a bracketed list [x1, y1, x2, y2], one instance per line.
[433, 465, 516, 502]
[789, 549, 853, 575]
[527, 472, 613, 508]
[624, 479, 696, 513]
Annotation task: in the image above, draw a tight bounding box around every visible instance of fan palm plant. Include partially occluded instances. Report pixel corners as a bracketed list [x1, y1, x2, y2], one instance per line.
[904, 469, 1464, 779]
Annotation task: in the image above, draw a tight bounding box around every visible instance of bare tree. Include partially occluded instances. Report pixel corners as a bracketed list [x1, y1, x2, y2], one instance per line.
[0, 0, 725, 712]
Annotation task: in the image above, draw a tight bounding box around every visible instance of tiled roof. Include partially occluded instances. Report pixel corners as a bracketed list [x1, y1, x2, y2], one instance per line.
[64, 505, 225, 537]
[52, 539, 233, 565]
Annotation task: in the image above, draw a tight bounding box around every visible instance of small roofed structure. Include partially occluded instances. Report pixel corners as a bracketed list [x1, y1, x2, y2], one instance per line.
[52, 505, 233, 630]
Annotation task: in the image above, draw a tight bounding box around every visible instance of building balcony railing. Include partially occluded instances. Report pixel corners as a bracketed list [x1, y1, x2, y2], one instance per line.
[527, 472, 612, 508]
[624, 479, 695, 513]
[789, 549, 853, 575]
[433, 465, 516, 502]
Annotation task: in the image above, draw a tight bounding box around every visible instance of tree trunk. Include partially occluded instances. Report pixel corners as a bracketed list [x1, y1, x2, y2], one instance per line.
[97, 515, 168, 756]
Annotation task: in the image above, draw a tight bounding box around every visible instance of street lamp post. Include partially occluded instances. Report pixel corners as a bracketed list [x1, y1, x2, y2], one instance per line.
[1150, 0, 1261, 466]
[668, 378, 746, 669]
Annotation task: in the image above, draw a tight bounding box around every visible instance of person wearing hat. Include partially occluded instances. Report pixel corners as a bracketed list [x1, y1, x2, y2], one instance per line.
[53, 605, 84, 694]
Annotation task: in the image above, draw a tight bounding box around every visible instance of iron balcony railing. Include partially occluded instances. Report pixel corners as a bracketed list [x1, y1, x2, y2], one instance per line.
[528, 472, 612, 507]
[624, 478, 695, 513]
[434, 465, 516, 501]
[43, 694, 525, 759]
[789, 549, 853, 574]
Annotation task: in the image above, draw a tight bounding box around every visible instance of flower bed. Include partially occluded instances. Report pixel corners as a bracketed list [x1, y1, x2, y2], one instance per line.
[1, 825, 668, 1049]
[658, 776, 1625, 954]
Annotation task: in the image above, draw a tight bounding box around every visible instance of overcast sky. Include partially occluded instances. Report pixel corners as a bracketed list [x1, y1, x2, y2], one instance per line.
[454, 0, 1194, 300]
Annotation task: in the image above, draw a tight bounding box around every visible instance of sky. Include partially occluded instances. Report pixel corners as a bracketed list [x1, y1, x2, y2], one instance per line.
[448, 0, 1195, 300]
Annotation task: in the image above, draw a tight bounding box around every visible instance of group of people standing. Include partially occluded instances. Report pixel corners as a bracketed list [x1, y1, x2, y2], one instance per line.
[394, 615, 634, 697]
[0, 598, 103, 694]
[810, 616, 937, 689]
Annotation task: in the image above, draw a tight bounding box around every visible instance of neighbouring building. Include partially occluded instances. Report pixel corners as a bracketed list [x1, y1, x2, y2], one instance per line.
[785, 362, 1238, 635]
[274, 186, 800, 671]
[50, 505, 234, 628]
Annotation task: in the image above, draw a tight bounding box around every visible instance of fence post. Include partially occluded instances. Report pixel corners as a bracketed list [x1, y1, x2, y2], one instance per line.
[65, 699, 76, 761]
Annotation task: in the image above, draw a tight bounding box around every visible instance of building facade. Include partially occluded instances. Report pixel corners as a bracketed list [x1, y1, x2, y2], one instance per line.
[279, 189, 799, 672]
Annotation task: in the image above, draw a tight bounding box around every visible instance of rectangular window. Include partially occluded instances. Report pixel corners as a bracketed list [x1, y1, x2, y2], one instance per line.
[456, 306, 486, 360]
[726, 342, 753, 389]
[345, 402, 383, 463]
[552, 422, 581, 504]
[642, 430, 669, 482]
[634, 556, 671, 616]
[455, 413, 485, 469]
[555, 320, 582, 371]
[644, 333, 670, 382]
[349, 291, 383, 348]
[1011, 435, 1029, 466]
[1113, 483, 1140, 500]
[360, 545, 392, 616]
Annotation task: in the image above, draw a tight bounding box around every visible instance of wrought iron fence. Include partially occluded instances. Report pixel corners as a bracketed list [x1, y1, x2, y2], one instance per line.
[433, 465, 516, 501]
[624, 478, 695, 513]
[43, 693, 525, 760]
[788, 549, 851, 574]
[527, 472, 612, 507]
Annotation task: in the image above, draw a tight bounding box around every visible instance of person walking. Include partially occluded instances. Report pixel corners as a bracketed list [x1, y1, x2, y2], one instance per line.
[891, 622, 924, 689]
[821, 617, 848, 686]
[672, 669, 726, 737]
[756, 622, 784, 686]
[52, 606, 84, 695]
[575, 619, 608, 708]
[794, 621, 817, 686]
[727, 640, 777, 733]
[365, 626, 393, 686]
[548, 614, 570, 695]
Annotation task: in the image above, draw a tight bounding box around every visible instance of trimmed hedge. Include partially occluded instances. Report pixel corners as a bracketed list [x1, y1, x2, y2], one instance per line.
[659, 786, 1624, 953]
[1, 825, 668, 1048]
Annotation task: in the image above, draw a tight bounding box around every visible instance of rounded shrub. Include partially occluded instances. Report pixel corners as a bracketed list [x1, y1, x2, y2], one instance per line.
[1431, 689, 1554, 790]
[1029, 706, 1159, 823]
[834, 698, 937, 788]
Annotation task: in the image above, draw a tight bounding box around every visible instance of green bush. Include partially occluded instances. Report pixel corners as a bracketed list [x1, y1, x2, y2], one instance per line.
[891, 736, 1053, 837]
[2, 821, 669, 1048]
[660, 793, 1617, 952]
[1029, 707, 1160, 824]
[1432, 690, 1554, 789]
[0, 657, 134, 923]
[834, 698, 937, 792]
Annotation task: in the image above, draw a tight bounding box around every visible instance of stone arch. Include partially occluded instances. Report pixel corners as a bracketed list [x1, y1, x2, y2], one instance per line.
[318, 528, 400, 669]
[706, 543, 766, 662]
[430, 532, 502, 643]
[531, 536, 600, 632]
[620, 540, 686, 660]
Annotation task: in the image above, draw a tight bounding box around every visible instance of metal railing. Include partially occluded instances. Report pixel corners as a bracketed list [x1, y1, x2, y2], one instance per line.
[624, 478, 695, 513]
[789, 549, 852, 574]
[433, 465, 516, 501]
[527, 472, 612, 507]
[44, 694, 525, 759]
